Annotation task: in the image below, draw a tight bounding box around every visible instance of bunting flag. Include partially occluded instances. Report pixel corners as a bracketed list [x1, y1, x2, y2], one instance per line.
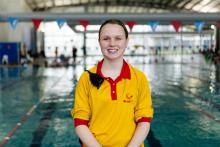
[56, 19, 66, 29]
[194, 21, 205, 33]
[171, 20, 181, 32]
[79, 20, 90, 31]
[148, 21, 159, 32]
[8, 17, 18, 29]
[126, 21, 136, 32]
[217, 21, 220, 29]
[32, 19, 43, 30]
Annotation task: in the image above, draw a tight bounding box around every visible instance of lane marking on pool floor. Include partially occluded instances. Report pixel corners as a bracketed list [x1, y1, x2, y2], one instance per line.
[0, 71, 67, 146]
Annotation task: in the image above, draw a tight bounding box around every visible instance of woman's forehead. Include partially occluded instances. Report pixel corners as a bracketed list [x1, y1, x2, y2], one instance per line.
[100, 24, 125, 35]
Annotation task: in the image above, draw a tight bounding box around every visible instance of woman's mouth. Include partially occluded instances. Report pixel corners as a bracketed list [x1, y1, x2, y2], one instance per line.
[107, 49, 118, 54]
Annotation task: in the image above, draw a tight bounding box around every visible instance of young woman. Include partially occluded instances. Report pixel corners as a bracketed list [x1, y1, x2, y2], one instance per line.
[71, 19, 154, 147]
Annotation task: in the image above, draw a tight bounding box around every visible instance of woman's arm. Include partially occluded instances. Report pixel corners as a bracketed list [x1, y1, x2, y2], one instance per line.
[75, 125, 102, 147]
[127, 122, 150, 147]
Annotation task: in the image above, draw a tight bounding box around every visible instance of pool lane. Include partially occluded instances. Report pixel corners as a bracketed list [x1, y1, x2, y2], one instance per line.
[145, 63, 220, 147]
[0, 56, 220, 147]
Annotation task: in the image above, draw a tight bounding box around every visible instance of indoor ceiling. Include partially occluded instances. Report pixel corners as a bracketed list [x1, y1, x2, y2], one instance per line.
[25, 0, 220, 13]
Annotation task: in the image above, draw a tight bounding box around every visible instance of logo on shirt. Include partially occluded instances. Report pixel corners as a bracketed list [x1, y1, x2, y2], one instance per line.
[123, 93, 133, 103]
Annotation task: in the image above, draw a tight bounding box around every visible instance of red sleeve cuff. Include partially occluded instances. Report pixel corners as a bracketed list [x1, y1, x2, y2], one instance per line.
[137, 117, 152, 123]
[74, 118, 89, 127]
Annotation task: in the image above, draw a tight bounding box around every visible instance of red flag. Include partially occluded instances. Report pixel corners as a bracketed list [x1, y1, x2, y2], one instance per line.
[217, 21, 220, 28]
[127, 21, 136, 32]
[32, 19, 42, 30]
[171, 20, 181, 32]
[79, 20, 90, 31]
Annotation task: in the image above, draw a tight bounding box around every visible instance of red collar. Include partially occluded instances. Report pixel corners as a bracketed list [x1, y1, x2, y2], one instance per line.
[96, 59, 131, 81]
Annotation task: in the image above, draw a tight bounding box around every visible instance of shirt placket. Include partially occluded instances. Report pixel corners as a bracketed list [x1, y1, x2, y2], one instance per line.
[106, 78, 117, 100]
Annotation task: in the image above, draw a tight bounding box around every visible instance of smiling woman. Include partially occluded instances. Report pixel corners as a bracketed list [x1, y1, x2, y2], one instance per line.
[98, 20, 128, 62]
[71, 19, 154, 147]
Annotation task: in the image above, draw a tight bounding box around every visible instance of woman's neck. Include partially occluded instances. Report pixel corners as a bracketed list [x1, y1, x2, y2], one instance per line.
[103, 58, 123, 69]
[101, 58, 124, 80]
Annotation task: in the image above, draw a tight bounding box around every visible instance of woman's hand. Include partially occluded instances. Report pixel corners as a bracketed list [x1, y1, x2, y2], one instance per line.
[127, 122, 150, 147]
[75, 125, 102, 147]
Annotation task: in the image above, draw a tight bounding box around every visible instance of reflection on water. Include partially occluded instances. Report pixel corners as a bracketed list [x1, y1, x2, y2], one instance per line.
[0, 55, 220, 147]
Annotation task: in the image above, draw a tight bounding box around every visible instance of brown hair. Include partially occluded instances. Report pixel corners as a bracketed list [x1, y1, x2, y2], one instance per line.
[98, 19, 128, 40]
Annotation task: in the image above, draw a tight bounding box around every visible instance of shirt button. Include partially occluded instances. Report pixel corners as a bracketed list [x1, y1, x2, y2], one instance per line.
[112, 83, 115, 85]
[112, 91, 115, 93]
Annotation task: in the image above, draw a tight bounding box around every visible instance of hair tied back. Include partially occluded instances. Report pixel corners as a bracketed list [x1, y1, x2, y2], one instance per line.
[86, 70, 104, 89]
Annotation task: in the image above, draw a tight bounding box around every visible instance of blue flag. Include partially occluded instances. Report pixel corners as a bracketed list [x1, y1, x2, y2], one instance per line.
[8, 17, 18, 29]
[148, 21, 159, 32]
[56, 19, 66, 29]
[194, 21, 205, 33]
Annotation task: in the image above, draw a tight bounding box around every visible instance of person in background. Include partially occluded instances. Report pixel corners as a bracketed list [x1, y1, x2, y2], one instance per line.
[55, 46, 58, 60]
[20, 43, 27, 65]
[72, 46, 77, 63]
[71, 19, 154, 147]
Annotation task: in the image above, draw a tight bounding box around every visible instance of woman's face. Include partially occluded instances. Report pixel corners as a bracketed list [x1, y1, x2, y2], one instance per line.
[99, 23, 128, 61]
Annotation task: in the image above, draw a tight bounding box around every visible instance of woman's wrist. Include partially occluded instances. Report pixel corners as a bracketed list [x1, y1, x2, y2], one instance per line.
[127, 142, 139, 147]
[127, 145, 139, 147]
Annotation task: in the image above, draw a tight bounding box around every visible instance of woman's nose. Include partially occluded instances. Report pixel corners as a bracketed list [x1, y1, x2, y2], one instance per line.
[109, 39, 116, 46]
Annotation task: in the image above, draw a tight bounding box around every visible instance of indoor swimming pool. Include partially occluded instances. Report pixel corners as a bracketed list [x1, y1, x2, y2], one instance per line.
[0, 55, 220, 147]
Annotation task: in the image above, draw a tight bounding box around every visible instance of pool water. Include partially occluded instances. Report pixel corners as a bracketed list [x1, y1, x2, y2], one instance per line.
[0, 55, 220, 147]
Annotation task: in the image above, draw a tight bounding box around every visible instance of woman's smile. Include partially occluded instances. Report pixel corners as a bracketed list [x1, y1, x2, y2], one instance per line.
[107, 48, 118, 54]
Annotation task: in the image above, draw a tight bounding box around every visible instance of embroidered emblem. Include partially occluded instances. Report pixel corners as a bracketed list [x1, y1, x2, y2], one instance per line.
[123, 93, 133, 103]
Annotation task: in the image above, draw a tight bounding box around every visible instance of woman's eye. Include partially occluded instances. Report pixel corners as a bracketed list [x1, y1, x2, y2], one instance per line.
[116, 37, 122, 40]
[102, 38, 109, 40]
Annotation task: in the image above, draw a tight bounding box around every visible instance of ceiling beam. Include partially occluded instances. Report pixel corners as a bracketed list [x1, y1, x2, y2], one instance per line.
[187, 0, 202, 10]
[179, 0, 193, 9]
[1, 12, 220, 25]
[29, 0, 187, 12]
[171, 0, 187, 7]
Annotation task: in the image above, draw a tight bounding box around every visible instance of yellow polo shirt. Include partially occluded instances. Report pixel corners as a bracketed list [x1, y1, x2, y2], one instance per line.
[71, 60, 153, 147]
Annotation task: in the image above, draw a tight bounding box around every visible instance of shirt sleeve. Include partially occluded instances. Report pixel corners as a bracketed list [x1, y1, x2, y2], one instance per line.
[134, 73, 154, 122]
[71, 72, 91, 122]
[74, 118, 89, 127]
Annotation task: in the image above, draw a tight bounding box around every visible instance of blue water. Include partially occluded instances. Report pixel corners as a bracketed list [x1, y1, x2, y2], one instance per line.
[0, 55, 220, 147]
